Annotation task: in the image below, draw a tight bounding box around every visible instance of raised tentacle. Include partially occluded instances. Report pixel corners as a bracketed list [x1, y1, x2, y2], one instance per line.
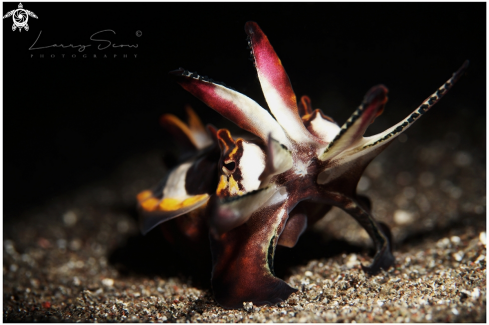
[359, 60, 469, 152]
[245, 22, 315, 144]
[302, 109, 340, 144]
[170, 68, 290, 147]
[325, 61, 470, 166]
[319, 85, 388, 161]
[298, 95, 313, 117]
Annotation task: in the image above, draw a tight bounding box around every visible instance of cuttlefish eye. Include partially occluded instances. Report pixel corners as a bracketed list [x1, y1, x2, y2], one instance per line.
[223, 160, 236, 172]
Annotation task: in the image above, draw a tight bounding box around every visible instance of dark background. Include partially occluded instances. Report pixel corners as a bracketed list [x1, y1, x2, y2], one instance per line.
[3, 2, 485, 221]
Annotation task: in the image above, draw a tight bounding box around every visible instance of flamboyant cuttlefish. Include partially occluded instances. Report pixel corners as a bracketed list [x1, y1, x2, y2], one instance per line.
[137, 22, 468, 309]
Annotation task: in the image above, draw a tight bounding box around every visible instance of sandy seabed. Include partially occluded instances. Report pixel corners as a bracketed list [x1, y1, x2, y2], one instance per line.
[4, 133, 486, 322]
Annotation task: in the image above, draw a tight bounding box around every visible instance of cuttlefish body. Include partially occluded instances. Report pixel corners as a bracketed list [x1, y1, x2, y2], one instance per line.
[137, 22, 468, 309]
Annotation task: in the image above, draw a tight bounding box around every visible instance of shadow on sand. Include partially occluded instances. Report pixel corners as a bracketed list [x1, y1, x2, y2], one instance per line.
[108, 205, 366, 290]
[108, 204, 484, 291]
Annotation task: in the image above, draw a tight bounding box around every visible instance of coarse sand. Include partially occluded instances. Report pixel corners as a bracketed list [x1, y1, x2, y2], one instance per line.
[4, 132, 486, 322]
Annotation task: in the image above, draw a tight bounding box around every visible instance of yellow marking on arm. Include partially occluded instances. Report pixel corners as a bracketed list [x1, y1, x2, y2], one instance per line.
[139, 189, 209, 212]
[181, 194, 208, 207]
[228, 144, 239, 158]
[140, 197, 160, 211]
[216, 174, 229, 195]
[158, 197, 181, 211]
[137, 190, 153, 202]
[228, 175, 243, 195]
[158, 194, 209, 211]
